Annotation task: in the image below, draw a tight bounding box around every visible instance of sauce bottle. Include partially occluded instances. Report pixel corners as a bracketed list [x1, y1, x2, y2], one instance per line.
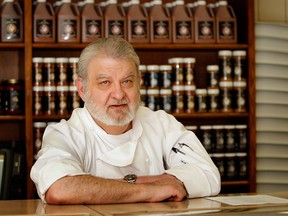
[215, 0, 237, 43]
[56, 0, 80, 43]
[81, 0, 103, 43]
[1, 0, 23, 42]
[126, 0, 149, 43]
[33, 0, 55, 43]
[150, 0, 171, 43]
[193, 0, 215, 44]
[104, 0, 126, 39]
[171, 0, 194, 44]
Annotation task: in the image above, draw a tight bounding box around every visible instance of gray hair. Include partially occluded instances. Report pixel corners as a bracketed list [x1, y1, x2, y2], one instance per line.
[78, 37, 140, 83]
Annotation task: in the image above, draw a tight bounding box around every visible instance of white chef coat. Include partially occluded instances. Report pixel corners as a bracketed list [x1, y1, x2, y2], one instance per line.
[30, 106, 220, 201]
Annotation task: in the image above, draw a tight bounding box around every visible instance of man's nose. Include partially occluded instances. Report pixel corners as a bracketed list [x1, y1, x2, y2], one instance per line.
[111, 83, 125, 99]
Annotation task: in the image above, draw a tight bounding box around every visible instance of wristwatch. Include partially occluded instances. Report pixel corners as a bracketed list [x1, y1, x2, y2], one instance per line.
[124, 174, 137, 183]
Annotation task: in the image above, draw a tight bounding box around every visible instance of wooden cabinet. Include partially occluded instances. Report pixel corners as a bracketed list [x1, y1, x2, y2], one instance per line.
[0, 0, 255, 198]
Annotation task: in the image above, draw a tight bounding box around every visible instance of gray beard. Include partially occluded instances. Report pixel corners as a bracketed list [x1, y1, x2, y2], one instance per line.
[84, 92, 139, 127]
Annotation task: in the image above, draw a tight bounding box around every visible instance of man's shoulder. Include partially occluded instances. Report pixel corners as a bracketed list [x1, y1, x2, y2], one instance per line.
[137, 106, 176, 123]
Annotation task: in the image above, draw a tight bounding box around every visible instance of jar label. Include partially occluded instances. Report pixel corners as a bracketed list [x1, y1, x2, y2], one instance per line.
[176, 21, 191, 39]
[218, 21, 235, 39]
[85, 20, 102, 38]
[108, 20, 124, 38]
[131, 20, 147, 39]
[3, 18, 21, 40]
[153, 20, 169, 39]
[36, 19, 53, 38]
[60, 19, 78, 40]
[198, 21, 214, 39]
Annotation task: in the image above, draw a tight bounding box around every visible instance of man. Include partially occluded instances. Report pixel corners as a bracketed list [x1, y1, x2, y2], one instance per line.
[30, 37, 220, 204]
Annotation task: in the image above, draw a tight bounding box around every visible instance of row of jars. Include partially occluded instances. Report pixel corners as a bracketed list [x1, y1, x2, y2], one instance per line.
[0, 79, 24, 115]
[32, 57, 79, 87]
[186, 124, 248, 180]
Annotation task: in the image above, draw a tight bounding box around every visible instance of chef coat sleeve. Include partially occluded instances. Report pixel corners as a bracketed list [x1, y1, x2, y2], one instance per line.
[30, 122, 89, 202]
[162, 115, 221, 198]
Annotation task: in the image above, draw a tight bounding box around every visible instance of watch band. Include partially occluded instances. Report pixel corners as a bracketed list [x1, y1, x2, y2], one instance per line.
[124, 174, 137, 183]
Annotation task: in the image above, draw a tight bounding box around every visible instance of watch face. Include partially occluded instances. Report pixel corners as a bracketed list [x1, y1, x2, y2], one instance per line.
[124, 174, 137, 183]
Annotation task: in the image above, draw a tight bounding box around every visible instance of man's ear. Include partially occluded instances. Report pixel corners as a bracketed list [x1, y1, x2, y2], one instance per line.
[76, 77, 86, 102]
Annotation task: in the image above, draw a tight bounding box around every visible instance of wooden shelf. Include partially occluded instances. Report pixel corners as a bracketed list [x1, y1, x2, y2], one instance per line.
[0, 0, 256, 198]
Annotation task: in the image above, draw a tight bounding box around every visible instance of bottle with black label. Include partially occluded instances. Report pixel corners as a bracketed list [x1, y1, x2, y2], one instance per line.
[56, 0, 80, 43]
[81, 0, 103, 43]
[33, 0, 55, 43]
[193, 0, 215, 44]
[126, 0, 149, 43]
[171, 0, 193, 44]
[104, 0, 126, 39]
[215, 0, 237, 43]
[1, 0, 23, 42]
[149, 0, 171, 43]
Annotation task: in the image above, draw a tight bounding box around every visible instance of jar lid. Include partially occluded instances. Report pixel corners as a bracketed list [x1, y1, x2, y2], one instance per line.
[233, 81, 247, 87]
[218, 0, 228, 6]
[236, 152, 247, 157]
[219, 81, 233, 87]
[139, 65, 147, 71]
[168, 57, 184, 64]
[159, 65, 172, 71]
[200, 125, 212, 130]
[32, 57, 44, 63]
[147, 88, 160, 95]
[183, 57, 196, 64]
[195, 88, 207, 95]
[207, 88, 220, 95]
[172, 85, 185, 91]
[185, 125, 197, 130]
[212, 153, 225, 157]
[160, 89, 172, 95]
[140, 88, 146, 95]
[184, 84, 196, 91]
[147, 65, 160, 71]
[68, 57, 79, 63]
[207, 65, 219, 71]
[43, 57, 56, 63]
[212, 125, 224, 129]
[43, 85, 56, 91]
[33, 86, 44, 91]
[56, 57, 69, 63]
[56, 86, 70, 91]
[69, 86, 78, 91]
[224, 125, 235, 129]
[233, 50, 247, 57]
[197, 0, 206, 6]
[235, 124, 247, 129]
[6, 79, 23, 84]
[224, 152, 237, 157]
[33, 122, 47, 128]
[218, 50, 232, 57]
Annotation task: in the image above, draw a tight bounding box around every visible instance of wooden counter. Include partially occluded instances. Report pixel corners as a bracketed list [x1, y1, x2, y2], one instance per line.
[0, 192, 287, 215]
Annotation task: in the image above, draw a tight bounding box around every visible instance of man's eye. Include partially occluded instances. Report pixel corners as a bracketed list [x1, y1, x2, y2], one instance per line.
[100, 81, 109, 85]
[123, 80, 133, 86]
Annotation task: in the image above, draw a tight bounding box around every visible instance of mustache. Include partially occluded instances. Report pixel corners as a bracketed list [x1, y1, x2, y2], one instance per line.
[109, 100, 129, 106]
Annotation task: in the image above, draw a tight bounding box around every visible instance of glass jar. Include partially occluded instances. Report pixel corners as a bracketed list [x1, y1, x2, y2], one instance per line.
[233, 80, 247, 112]
[56, 57, 69, 86]
[184, 84, 196, 113]
[172, 84, 185, 113]
[43, 85, 56, 115]
[146, 88, 159, 111]
[169, 57, 184, 85]
[235, 124, 248, 152]
[224, 125, 236, 152]
[233, 50, 246, 81]
[212, 125, 225, 153]
[32, 57, 44, 86]
[219, 80, 233, 112]
[43, 57, 56, 86]
[218, 50, 232, 81]
[207, 65, 219, 88]
[183, 57, 195, 85]
[199, 125, 213, 153]
[159, 65, 172, 89]
[236, 152, 248, 180]
[225, 152, 237, 180]
[139, 64, 147, 89]
[33, 85, 44, 115]
[69, 85, 82, 111]
[68, 57, 79, 86]
[207, 88, 220, 112]
[33, 121, 47, 160]
[159, 88, 172, 113]
[5, 79, 24, 115]
[57, 85, 69, 115]
[146, 65, 160, 88]
[195, 88, 207, 112]
[212, 153, 225, 179]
